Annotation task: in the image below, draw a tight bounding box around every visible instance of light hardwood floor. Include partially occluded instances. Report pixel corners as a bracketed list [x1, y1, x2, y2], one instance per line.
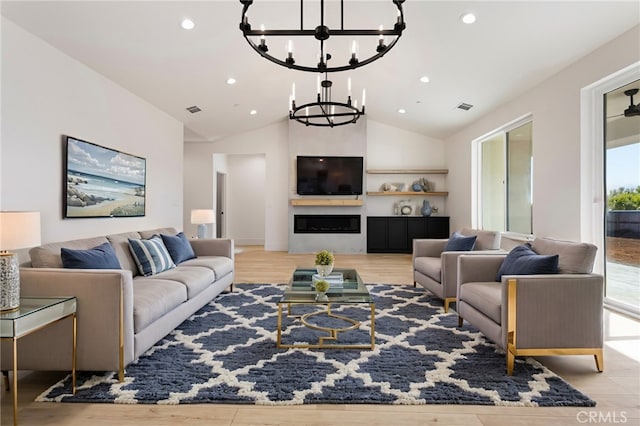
[2, 246, 639, 426]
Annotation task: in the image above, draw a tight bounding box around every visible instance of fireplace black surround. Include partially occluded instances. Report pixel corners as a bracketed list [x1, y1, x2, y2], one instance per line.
[294, 214, 361, 234]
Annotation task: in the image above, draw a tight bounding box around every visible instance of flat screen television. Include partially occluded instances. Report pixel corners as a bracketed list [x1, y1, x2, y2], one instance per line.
[296, 156, 363, 195]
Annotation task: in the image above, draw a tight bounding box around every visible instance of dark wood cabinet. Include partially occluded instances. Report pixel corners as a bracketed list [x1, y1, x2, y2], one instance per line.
[387, 218, 408, 251]
[367, 216, 450, 253]
[427, 216, 450, 239]
[366, 217, 388, 252]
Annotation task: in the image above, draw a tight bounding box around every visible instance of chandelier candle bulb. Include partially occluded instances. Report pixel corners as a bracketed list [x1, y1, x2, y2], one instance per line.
[259, 24, 267, 51]
[348, 77, 352, 97]
[350, 40, 359, 65]
[287, 39, 294, 63]
[362, 89, 366, 106]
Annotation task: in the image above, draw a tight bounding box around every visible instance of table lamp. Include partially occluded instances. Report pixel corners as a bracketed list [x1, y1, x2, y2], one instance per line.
[190, 209, 215, 239]
[0, 211, 41, 311]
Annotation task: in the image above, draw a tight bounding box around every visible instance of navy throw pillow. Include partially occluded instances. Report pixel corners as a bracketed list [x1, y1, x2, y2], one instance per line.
[160, 232, 196, 264]
[61, 242, 122, 269]
[496, 243, 559, 281]
[444, 232, 477, 251]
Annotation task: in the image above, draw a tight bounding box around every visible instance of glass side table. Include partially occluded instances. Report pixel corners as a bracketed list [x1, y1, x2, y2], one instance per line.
[1, 297, 77, 426]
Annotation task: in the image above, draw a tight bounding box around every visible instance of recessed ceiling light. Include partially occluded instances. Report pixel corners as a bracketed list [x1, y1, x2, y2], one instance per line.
[181, 18, 195, 30]
[226, 78, 237, 85]
[460, 13, 476, 24]
[398, 108, 406, 114]
[250, 110, 257, 115]
[420, 76, 430, 83]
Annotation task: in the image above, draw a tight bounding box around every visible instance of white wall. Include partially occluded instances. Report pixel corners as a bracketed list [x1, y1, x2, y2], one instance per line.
[367, 121, 445, 169]
[445, 25, 640, 241]
[366, 121, 446, 217]
[183, 121, 289, 250]
[183, 118, 446, 251]
[1, 18, 184, 244]
[227, 154, 266, 245]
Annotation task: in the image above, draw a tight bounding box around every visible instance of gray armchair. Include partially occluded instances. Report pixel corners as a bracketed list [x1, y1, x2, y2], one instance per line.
[456, 237, 604, 375]
[413, 227, 502, 312]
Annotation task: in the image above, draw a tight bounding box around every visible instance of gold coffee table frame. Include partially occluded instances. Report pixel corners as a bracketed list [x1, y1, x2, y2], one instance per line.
[277, 268, 375, 350]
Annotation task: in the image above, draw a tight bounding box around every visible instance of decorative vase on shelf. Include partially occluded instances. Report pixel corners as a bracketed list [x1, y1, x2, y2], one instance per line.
[420, 200, 433, 217]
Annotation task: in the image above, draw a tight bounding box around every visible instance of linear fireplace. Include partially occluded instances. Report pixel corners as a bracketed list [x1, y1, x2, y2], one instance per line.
[294, 214, 361, 234]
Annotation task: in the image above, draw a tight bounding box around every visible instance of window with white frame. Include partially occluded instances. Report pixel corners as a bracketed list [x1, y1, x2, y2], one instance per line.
[475, 118, 533, 235]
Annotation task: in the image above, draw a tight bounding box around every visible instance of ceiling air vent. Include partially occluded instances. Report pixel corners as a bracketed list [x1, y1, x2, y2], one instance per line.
[456, 102, 473, 111]
[186, 106, 202, 114]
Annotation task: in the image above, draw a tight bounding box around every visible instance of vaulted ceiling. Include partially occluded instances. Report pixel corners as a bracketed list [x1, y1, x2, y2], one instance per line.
[2, 1, 639, 142]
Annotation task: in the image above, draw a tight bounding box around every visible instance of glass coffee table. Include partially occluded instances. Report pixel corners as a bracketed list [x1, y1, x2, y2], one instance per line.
[276, 268, 375, 349]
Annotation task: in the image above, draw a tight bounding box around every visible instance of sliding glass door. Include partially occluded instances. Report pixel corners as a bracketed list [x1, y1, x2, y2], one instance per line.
[478, 119, 532, 234]
[604, 80, 640, 315]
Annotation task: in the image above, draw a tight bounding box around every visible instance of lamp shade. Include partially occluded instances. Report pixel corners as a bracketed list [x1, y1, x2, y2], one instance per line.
[0, 211, 41, 251]
[190, 209, 215, 225]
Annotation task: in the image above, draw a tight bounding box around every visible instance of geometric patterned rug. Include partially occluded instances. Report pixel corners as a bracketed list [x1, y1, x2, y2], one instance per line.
[36, 284, 595, 406]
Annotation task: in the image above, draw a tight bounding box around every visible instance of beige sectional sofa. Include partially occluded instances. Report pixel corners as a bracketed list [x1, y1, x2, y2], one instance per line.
[0, 227, 234, 381]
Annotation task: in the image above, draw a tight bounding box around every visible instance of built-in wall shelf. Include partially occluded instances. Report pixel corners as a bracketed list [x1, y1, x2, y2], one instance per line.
[290, 199, 364, 207]
[366, 191, 449, 196]
[366, 169, 448, 174]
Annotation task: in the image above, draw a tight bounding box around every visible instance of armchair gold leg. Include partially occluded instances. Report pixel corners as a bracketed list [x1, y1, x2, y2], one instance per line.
[444, 298, 456, 313]
[594, 350, 604, 372]
[507, 350, 515, 376]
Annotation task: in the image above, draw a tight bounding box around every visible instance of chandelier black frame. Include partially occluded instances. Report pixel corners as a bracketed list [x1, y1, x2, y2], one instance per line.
[289, 71, 365, 127]
[239, 0, 406, 73]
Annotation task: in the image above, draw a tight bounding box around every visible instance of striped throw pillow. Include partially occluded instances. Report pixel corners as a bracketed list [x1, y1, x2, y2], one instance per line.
[128, 235, 176, 276]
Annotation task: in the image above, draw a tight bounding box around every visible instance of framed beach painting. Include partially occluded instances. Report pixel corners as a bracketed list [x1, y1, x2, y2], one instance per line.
[64, 136, 146, 218]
